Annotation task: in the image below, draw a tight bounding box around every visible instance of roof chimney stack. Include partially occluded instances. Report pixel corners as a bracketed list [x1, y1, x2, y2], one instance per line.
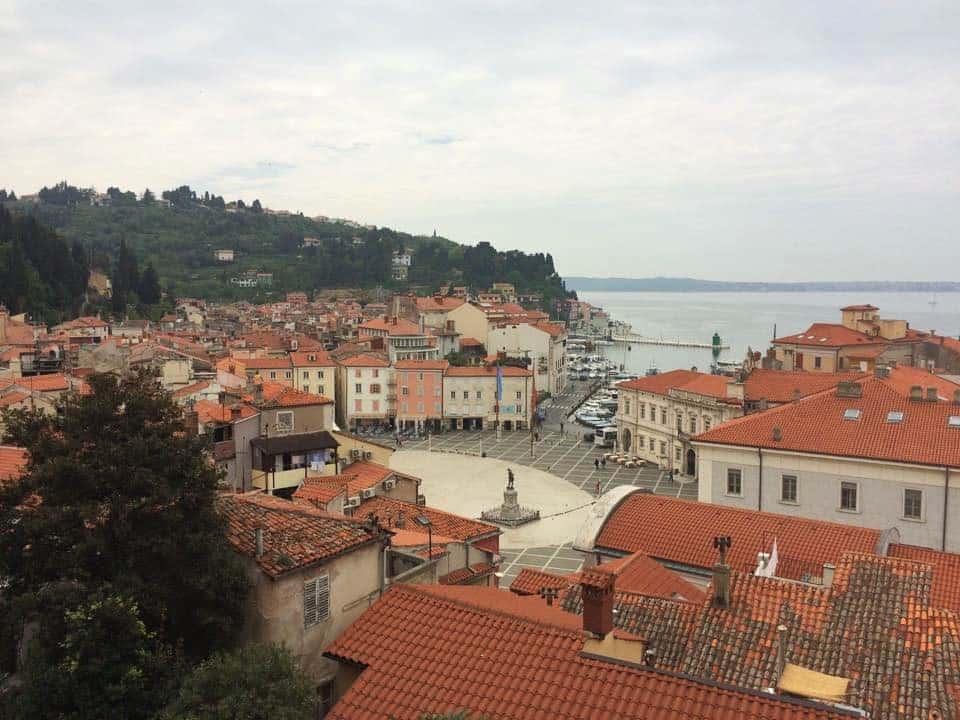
[910, 385, 923, 401]
[580, 565, 616, 639]
[255, 528, 264, 558]
[954, 389, 960, 406]
[712, 536, 733, 608]
[822, 562, 836, 588]
[927, 387, 939, 402]
[772, 426, 783, 442]
[836, 381, 862, 399]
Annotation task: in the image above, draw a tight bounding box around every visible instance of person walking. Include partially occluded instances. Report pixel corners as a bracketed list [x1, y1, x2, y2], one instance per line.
[594, 458, 600, 470]
[560, 421, 565, 438]
[601, 457, 606, 469]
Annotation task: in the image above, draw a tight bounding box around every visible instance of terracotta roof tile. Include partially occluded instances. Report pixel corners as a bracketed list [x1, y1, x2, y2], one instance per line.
[290, 350, 334, 366]
[415, 296, 466, 312]
[0, 373, 71, 393]
[889, 543, 960, 614]
[744, 369, 868, 404]
[0, 391, 30, 408]
[694, 377, 960, 467]
[194, 399, 258, 424]
[325, 583, 851, 720]
[218, 493, 379, 578]
[358, 317, 423, 336]
[359, 496, 499, 543]
[594, 494, 881, 581]
[618, 369, 731, 400]
[336, 353, 390, 368]
[880, 365, 960, 400]
[510, 568, 570, 596]
[256, 381, 333, 406]
[0, 446, 28, 483]
[294, 461, 398, 502]
[772, 322, 880, 348]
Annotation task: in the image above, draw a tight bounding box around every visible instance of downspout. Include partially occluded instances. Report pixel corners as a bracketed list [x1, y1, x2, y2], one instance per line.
[757, 447, 763, 512]
[943, 466, 950, 551]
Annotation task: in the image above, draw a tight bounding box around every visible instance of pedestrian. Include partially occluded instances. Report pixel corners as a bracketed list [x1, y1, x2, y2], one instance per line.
[594, 458, 600, 470]
[560, 421, 564, 437]
[535, 431, 540, 443]
[601, 457, 606, 469]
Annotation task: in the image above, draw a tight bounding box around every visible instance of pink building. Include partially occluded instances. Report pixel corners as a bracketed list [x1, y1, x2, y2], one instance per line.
[395, 359, 449, 433]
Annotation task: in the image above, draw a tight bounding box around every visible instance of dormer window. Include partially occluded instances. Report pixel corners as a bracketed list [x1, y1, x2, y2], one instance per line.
[843, 409, 861, 421]
[886, 411, 904, 423]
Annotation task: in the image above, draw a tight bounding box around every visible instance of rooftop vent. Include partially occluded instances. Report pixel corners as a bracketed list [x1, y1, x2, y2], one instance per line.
[772, 426, 783, 441]
[836, 381, 862, 399]
[927, 387, 939, 402]
[843, 408, 861, 421]
[886, 411, 904, 423]
[910, 385, 923, 401]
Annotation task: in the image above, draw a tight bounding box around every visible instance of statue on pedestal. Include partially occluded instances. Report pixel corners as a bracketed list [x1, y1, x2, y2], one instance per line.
[507, 468, 515, 490]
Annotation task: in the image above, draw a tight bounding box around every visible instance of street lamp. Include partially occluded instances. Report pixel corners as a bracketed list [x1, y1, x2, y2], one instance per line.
[414, 515, 433, 559]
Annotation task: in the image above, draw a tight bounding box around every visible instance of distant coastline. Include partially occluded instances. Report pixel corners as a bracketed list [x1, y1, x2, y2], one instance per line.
[566, 276, 960, 293]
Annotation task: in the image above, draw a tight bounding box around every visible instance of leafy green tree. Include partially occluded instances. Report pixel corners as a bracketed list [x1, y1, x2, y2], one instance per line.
[0, 371, 249, 663]
[141, 188, 156, 205]
[139, 262, 162, 305]
[163, 643, 314, 720]
[10, 592, 181, 720]
[251, 199, 263, 213]
[111, 237, 139, 314]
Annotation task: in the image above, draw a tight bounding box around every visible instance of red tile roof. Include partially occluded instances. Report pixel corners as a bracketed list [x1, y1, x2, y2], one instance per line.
[233, 356, 292, 370]
[444, 365, 531, 377]
[510, 567, 571, 596]
[294, 461, 397, 502]
[0, 446, 28, 483]
[0, 374, 71, 393]
[888, 543, 960, 614]
[694, 377, 960, 467]
[257, 381, 333, 406]
[772, 322, 880, 348]
[459, 337, 483, 347]
[0, 391, 30, 408]
[439, 562, 496, 585]
[533, 320, 566, 337]
[618, 368, 731, 400]
[593, 552, 707, 603]
[171, 379, 211, 399]
[880, 365, 960, 400]
[744, 369, 868, 404]
[415, 296, 466, 312]
[394, 359, 449, 371]
[360, 496, 499, 543]
[336, 353, 390, 368]
[292, 480, 347, 507]
[290, 350, 334, 367]
[324, 583, 851, 720]
[358, 317, 422, 336]
[194, 400, 258, 425]
[594, 493, 881, 581]
[218, 493, 380, 578]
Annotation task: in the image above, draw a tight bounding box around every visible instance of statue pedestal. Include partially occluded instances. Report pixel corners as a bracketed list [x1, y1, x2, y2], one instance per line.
[481, 484, 540, 527]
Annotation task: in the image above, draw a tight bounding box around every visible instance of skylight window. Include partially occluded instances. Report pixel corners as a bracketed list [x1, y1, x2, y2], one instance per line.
[949, 416, 960, 429]
[887, 411, 904, 423]
[843, 409, 861, 421]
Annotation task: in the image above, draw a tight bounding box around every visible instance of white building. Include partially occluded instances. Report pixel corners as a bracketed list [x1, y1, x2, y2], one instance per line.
[215, 249, 235, 262]
[442, 365, 533, 431]
[336, 353, 394, 431]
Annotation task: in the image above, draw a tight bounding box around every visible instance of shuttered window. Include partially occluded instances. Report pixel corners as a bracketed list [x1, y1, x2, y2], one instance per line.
[303, 574, 330, 628]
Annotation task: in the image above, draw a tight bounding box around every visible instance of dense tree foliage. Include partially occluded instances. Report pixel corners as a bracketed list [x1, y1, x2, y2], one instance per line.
[0, 189, 17, 201]
[0, 372, 250, 676]
[26, 181, 572, 311]
[0, 205, 89, 322]
[38, 181, 93, 206]
[162, 644, 314, 720]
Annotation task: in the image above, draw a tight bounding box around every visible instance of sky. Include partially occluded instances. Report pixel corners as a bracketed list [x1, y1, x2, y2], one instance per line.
[2, 1, 959, 282]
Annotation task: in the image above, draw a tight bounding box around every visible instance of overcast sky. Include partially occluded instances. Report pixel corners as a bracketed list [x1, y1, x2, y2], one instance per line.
[2, 1, 958, 281]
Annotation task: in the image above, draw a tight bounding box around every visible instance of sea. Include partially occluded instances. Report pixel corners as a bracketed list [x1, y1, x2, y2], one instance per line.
[575, 291, 960, 375]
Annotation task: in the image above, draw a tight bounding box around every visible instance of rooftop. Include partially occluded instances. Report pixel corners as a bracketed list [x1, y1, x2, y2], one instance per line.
[772, 322, 881, 348]
[0, 445, 28, 483]
[218, 492, 381, 578]
[743, 369, 868, 404]
[694, 376, 960, 468]
[359, 495, 500, 543]
[618, 368, 733, 400]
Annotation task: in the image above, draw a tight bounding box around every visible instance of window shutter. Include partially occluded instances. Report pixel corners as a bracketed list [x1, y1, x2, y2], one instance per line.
[303, 579, 319, 627]
[316, 574, 330, 621]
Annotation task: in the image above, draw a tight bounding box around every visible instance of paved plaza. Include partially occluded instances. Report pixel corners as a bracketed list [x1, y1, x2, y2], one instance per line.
[391, 426, 698, 588]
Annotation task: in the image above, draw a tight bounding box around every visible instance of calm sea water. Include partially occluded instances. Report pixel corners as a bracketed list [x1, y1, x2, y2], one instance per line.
[575, 291, 960, 374]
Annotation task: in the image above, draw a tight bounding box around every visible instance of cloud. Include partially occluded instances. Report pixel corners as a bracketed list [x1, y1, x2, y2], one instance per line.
[1, 0, 959, 280]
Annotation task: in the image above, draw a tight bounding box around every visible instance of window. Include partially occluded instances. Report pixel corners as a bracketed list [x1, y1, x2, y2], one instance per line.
[660, 408, 667, 424]
[417, 402, 424, 413]
[625, 400, 631, 415]
[285, 371, 291, 379]
[317, 680, 335, 717]
[903, 489, 923, 520]
[676, 414, 683, 432]
[276, 411, 294, 434]
[887, 411, 904, 423]
[372, 369, 379, 378]
[516, 391, 522, 400]
[659, 441, 666, 456]
[303, 385, 310, 394]
[814, 356, 822, 369]
[269, 371, 277, 379]
[649, 437, 655, 451]
[463, 391, 469, 399]
[843, 408, 861, 421]
[781, 474, 798, 503]
[371, 384, 382, 394]
[354, 369, 361, 378]
[354, 399, 362, 412]
[417, 372, 424, 381]
[317, 370, 324, 379]
[649, 404, 655, 420]
[689, 416, 697, 433]
[840, 481, 858, 511]
[726, 468, 742, 496]
[401, 402, 407, 413]
[434, 402, 442, 413]
[704, 417, 711, 431]
[372, 400, 380, 412]
[675, 447, 681, 462]
[639, 404, 645, 419]
[476, 391, 482, 399]
[451, 391, 456, 399]
[355, 383, 362, 394]
[417, 385, 424, 396]
[318, 386, 325, 396]
[303, 574, 330, 627]
[402, 387, 409, 395]
[303, 371, 309, 380]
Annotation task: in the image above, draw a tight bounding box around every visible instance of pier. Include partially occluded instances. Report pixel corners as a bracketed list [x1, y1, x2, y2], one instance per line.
[610, 334, 730, 350]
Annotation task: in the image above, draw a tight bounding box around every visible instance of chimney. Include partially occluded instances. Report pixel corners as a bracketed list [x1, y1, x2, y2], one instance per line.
[874, 365, 889, 379]
[822, 562, 836, 588]
[772, 426, 782, 442]
[927, 387, 939, 402]
[230, 404, 242, 421]
[580, 565, 616, 638]
[835, 381, 863, 399]
[954, 389, 960, 405]
[255, 528, 264, 558]
[910, 385, 923, 401]
[712, 536, 733, 608]
[774, 624, 789, 683]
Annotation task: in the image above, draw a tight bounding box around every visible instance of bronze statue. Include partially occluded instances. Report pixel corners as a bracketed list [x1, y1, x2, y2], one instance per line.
[507, 468, 515, 490]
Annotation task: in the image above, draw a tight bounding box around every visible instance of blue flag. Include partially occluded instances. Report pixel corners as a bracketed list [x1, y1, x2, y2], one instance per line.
[496, 364, 503, 402]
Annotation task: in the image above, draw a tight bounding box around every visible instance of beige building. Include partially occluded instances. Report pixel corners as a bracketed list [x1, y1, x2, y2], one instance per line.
[291, 350, 337, 406]
[442, 365, 533, 431]
[616, 369, 742, 477]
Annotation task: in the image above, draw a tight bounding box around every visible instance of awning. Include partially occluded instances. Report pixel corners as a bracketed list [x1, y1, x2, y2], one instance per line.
[250, 430, 339, 455]
[777, 663, 850, 703]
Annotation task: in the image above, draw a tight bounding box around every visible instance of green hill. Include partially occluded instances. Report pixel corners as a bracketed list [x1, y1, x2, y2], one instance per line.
[8, 182, 569, 312]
